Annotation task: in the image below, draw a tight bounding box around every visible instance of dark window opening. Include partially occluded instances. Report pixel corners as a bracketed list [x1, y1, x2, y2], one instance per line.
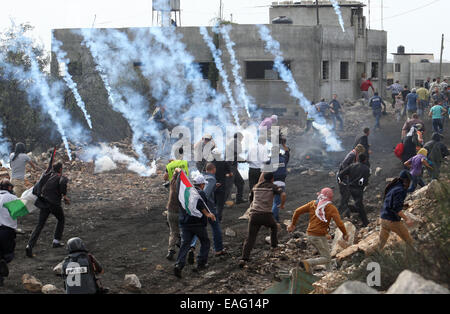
[415, 79, 424, 87]
[371, 62, 379, 79]
[133, 61, 143, 67]
[395, 63, 401, 73]
[196, 62, 212, 80]
[245, 61, 290, 80]
[340, 61, 349, 80]
[322, 61, 329, 80]
[67, 61, 82, 76]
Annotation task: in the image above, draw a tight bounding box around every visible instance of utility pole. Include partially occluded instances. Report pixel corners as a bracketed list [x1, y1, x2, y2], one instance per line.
[219, 0, 223, 21]
[439, 34, 444, 78]
[368, 0, 370, 29]
[381, 0, 384, 30]
[316, 0, 320, 25]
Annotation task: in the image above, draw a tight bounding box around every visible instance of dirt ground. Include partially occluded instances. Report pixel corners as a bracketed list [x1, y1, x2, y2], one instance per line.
[1, 101, 449, 294]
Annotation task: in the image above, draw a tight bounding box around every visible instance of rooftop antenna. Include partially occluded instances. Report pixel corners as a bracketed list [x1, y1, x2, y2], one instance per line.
[91, 14, 96, 28]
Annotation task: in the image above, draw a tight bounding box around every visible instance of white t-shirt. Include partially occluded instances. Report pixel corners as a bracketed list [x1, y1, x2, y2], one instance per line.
[9, 153, 31, 180]
[0, 190, 18, 229]
[248, 142, 270, 169]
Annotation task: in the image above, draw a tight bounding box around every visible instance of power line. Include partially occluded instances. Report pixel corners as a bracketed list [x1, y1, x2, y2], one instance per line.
[372, 0, 442, 22]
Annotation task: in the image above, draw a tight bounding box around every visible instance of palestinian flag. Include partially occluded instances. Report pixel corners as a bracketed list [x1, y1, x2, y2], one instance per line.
[4, 188, 38, 220]
[177, 170, 204, 218]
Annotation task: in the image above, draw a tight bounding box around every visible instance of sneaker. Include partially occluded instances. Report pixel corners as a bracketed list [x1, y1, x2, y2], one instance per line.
[52, 242, 64, 248]
[0, 259, 8, 277]
[166, 250, 176, 261]
[174, 265, 182, 278]
[25, 245, 33, 258]
[187, 249, 195, 265]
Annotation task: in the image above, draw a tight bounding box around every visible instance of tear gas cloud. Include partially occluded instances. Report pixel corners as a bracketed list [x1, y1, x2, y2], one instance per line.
[80, 144, 156, 177]
[0, 23, 89, 160]
[257, 24, 343, 152]
[330, 0, 346, 32]
[52, 33, 93, 129]
[217, 25, 259, 120]
[200, 26, 240, 126]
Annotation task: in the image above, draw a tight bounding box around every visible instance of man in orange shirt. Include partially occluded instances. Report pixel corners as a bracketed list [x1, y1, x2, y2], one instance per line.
[287, 188, 348, 273]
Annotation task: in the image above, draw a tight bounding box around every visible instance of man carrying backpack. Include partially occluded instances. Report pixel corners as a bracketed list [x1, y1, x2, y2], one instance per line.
[26, 161, 70, 257]
[62, 237, 107, 294]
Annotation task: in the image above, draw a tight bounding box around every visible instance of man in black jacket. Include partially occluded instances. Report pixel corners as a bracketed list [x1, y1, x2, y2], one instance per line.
[353, 128, 371, 166]
[338, 154, 371, 227]
[26, 162, 70, 257]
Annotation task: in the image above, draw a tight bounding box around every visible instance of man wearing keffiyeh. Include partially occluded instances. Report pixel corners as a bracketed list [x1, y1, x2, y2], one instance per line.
[287, 188, 348, 274]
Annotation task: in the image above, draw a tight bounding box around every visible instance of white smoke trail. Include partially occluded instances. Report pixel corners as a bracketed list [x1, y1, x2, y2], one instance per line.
[51, 33, 93, 129]
[330, 0, 346, 32]
[1, 23, 89, 160]
[79, 28, 154, 165]
[257, 25, 343, 152]
[217, 25, 257, 119]
[80, 143, 156, 177]
[142, 27, 230, 129]
[0, 120, 11, 161]
[200, 26, 240, 126]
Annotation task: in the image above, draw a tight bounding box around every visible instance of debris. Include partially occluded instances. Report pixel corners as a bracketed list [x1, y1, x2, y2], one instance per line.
[123, 274, 142, 292]
[22, 274, 43, 293]
[225, 228, 236, 237]
[374, 167, 382, 176]
[332, 281, 379, 294]
[155, 265, 164, 271]
[331, 221, 356, 257]
[387, 270, 450, 294]
[41, 284, 61, 294]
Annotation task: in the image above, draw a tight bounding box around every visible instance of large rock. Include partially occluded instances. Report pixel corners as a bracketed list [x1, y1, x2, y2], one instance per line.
[387, 270, 450, 294]
[331, 221, 356, 257]
[123, 274, 142, 292]
[22, 274, 43, 293]
[53, 261, 64, 275]
[333, 281, 379, 294]
[312, 271, 347, 294]
[42, 284, 61, 294]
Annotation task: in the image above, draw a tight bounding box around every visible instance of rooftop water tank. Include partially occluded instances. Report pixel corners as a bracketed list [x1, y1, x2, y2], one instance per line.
[397, 45, 405, 54]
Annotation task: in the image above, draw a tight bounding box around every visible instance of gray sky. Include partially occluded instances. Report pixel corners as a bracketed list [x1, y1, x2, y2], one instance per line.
[0, 0, 449, 61]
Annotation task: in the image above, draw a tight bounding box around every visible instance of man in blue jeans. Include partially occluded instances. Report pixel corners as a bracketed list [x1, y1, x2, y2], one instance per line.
[187, 163, 225, 264]
[174, 173, 216, 278]
[369, 92, 386, 130]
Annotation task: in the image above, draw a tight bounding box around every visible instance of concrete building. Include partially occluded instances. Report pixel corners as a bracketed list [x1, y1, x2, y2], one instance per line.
[52, 1, 386, 140]
[388, 45, 450, 89]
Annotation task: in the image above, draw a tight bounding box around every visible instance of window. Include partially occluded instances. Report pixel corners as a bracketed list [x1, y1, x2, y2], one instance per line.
[322, 61, 329, 80]
[245, 61, 290, 80]
[415, 80, 424, 87]
[196, 62, 212, 80]
[395, 63, 401, 73]
[340, 62, 349, 80]
[371, 62, 379, 79]
[133, 61, 143, 67]
[67, 61, 82, 76]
